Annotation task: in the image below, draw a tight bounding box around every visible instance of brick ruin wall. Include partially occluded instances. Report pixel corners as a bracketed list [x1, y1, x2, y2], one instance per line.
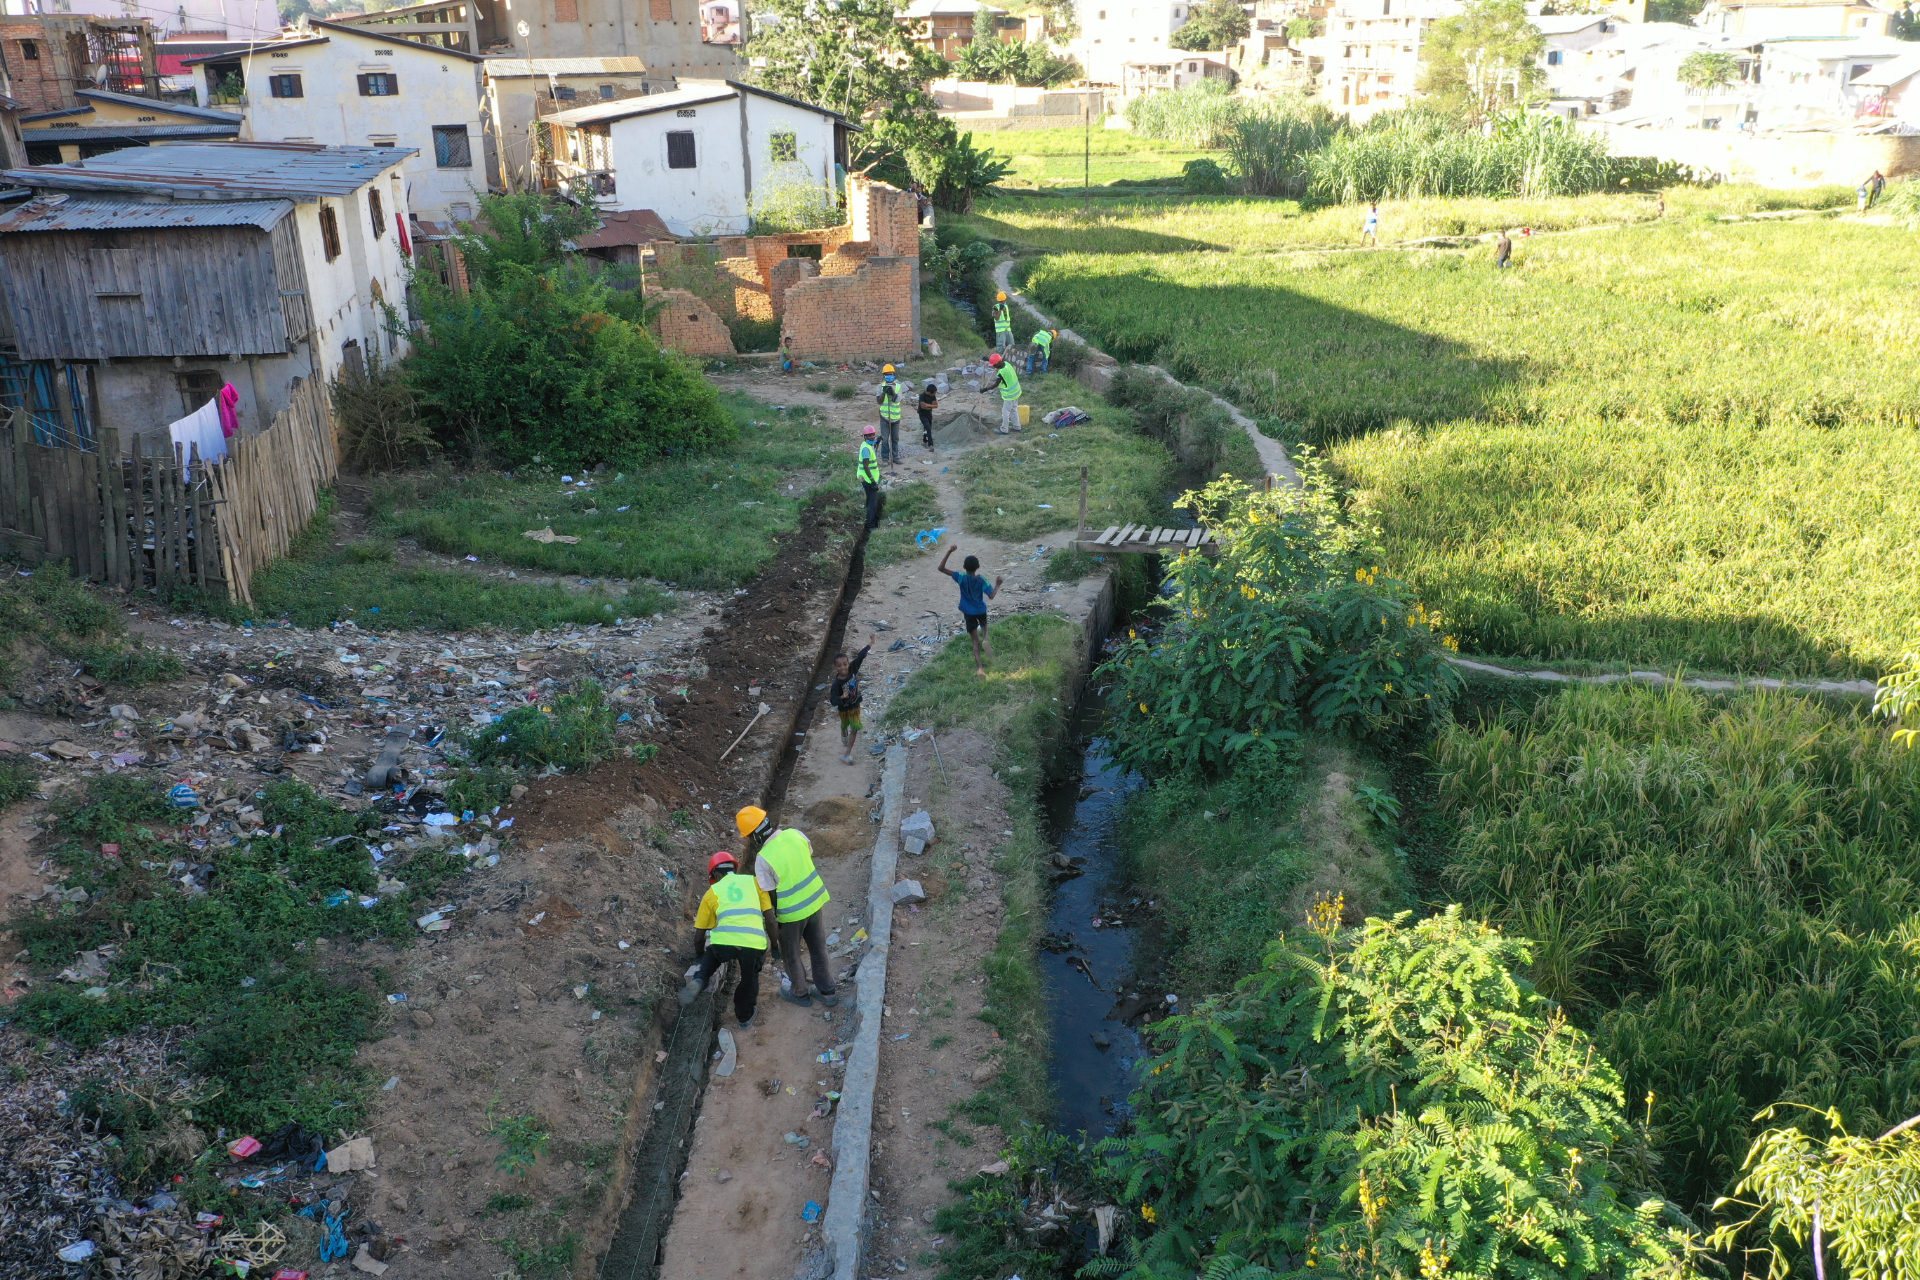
[644, 178, 920, 362]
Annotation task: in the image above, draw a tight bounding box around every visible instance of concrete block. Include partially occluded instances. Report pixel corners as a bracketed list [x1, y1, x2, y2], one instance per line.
[891, 879, 925, 905]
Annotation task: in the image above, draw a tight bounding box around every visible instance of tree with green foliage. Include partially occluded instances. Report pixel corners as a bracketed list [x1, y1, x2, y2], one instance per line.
[1711, 1106, 1920, 1280]
[855, 114, 1012, 211]
[1878, 649, 1920, 746]
[1170, 0, 1250, 51]
[1101, 906, 1699, 1280]
[445, 190, 600, 290]
[1098, 469, 1458, 779]
[956, 32, 1082, 86]
[1676, 50, 1739, 90]
[1418, 0, 1547, 125]
[743, 0, 944, 121]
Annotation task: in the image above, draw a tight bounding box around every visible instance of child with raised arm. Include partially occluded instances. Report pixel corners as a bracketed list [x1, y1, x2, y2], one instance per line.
[936, 546, 1003, 675]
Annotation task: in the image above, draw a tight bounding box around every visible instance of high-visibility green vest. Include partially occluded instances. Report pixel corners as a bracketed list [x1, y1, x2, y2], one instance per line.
[1032, 330, 1052, 354]
[994, 302, 1011, 333]
[998, 366, 1022, 401]
[878, 383, 902, 422]
[857, 441, 879, 485]
[759, 829, 829, 924]
[707, 872, 768, 950]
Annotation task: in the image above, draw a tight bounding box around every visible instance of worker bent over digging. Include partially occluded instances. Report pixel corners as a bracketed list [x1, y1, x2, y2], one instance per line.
[680, 851, 776, 1029]
[738, 806, 839, 1008]
[937, 546, 1002, 676]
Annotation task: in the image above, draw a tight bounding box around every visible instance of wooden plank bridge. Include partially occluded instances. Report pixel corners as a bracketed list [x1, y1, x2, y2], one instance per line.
[1072, 522, 1217, 555]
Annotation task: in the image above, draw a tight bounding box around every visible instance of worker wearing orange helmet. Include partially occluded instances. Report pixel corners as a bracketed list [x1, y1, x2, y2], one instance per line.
[985, 351, 1022, 434]
[736, 805, 838, 1008]
[680, 850, 776, 1029]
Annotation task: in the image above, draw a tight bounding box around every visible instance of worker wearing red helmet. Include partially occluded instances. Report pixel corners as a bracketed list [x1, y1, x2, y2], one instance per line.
[985, 351, 1022, 434]
[679, 850, 776, 1029]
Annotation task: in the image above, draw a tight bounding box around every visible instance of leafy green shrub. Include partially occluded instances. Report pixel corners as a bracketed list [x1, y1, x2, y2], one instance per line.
[1101, 907, 1693, 1279]
[66, 642, 185, 685]
[443, 765, 520, 814]
[407, 259, 733, 470]
[1100, 471, 1458, 777]
[1180, 158, 1229, 194]
[746, 175, 843, 236]
[0, 760, 35, 806]
[488, 1108, 551, 1176]
[831, 385, 856, 400]
[463, 679, 619, 772]
[725, 315, 782, 353]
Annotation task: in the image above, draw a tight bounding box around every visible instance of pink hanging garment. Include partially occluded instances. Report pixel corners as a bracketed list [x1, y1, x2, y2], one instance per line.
[217, 382, 239, 439]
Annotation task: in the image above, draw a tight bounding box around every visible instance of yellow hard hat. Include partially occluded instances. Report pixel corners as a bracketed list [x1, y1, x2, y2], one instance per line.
[735, 805, 769, 840]
[996, 291, 1008, 301]
[882, 364, 895, 374]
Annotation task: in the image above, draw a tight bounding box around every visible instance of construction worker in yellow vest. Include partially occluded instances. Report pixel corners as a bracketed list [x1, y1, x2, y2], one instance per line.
[993, 292, 1013, 350]
[875, 364, 903, 465]
[858, 424, 881, 531]
[1027, 328, 1055, 375]
[679, 850, 775, 1029]
[986, 351, 1022, 434]
[738, 805, 838, 1008]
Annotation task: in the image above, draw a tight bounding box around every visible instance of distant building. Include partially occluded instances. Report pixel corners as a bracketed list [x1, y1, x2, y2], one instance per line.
[185, 21, 486, 227]
[0, 0, 278, 42]
[1755, 34, 1911, 125]
[1120, 54, 1236, 95]
[482, 56, 661, 194]
[543, 78, 850, 237]
[901, 0, 1026, 61]
[0, 143, 415, 438]
[1309, 0, 1459, 119]
[18, 88, 239, 165]
[0, 14, 159, 115]
[1696, 0, 1893, 41]
[1076, 0, 1197, 85]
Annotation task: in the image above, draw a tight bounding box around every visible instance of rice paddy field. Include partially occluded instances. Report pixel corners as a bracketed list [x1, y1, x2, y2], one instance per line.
[986, 125, 1211, 189]
[1024, 216, 1920, 676]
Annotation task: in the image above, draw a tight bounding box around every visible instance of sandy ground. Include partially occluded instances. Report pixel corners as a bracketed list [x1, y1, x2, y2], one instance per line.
[657, 364, 1108, 1280]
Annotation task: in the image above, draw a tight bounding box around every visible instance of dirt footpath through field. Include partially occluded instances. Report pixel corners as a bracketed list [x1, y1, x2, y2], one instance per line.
[654, 362, 1112, 1280]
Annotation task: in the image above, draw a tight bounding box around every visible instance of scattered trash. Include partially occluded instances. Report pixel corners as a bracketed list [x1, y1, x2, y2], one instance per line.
[57, 1241, 98, 1262]
[716, 1027, 738, 1077]
[228, 1135, 263, 1159]
[802, 1201, 824, 1223]
[522, 527, 581, 545]
[783, 1131, 811, 1148]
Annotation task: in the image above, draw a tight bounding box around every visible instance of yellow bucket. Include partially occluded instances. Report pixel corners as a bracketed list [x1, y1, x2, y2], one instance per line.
[1018, 404, 1031, 427]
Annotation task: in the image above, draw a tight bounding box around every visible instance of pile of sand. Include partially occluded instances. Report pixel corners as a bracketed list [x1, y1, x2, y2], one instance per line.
[929, 411, 996, 450]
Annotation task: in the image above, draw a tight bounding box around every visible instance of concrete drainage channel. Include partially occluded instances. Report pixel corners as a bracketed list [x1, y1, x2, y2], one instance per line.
[597, 518, 878, 1280]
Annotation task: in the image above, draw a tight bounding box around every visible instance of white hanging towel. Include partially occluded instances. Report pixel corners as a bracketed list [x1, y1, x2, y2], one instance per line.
[166, 398, 228, 474]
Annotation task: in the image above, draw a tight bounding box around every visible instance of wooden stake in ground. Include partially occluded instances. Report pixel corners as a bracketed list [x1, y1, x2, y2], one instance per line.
[720, 702, 772, 761]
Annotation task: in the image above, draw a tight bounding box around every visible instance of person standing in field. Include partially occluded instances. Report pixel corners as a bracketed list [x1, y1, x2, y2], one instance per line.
[1362, 202, 1380, 246]
[875, 364, 903, 465]
[829, 633, 875, 764]
[985, 352, 1022, 433]
[678, 851, 775, 1029]
[993, 291, 1014, 350]
[858, 424, 881, 530]
[1869, 169, 1887, 208]
[937, 546, 1002, 676]
[917, 378, 938, 448]
[1495, 230, 1512, 269]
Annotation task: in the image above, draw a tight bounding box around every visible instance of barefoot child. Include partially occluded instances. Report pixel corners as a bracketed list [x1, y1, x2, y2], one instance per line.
[830, 633, 875, 764]
[937, 547, 1002, 675]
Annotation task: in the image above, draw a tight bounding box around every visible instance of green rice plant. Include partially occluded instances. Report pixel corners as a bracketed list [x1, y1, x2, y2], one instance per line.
[1026, 218, 1920, 674]
[1433, 682, 1920, 1216]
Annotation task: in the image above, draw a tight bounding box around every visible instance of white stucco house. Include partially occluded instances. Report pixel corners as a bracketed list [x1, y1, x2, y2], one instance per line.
[1075, 0, 1197, 85]
[544, 80, 853, 237]
[187, 19, 486, 226]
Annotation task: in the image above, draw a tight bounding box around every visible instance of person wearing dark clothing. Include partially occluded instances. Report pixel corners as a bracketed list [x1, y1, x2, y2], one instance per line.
[917, 380, 938, 447]
[1870, 170, 1887, 207]
[1495, 231, 1512, 269]
[830, 633, 875, 764]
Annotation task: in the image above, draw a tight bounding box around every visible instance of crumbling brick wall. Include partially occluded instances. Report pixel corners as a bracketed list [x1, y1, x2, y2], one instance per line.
[766, 257, 819, 324]
[850, 179, 922, 259]
[819, 242, 875, 277]
[651, 289, 735, 357]
[781, 259, 916, 362]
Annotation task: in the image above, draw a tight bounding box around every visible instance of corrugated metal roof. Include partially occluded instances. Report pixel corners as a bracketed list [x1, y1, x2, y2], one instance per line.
[20, 125, 242, 143]
[0, 196, 294, 234]
[0, 143, 415, 200]
[485, 56, 651, 76]
[76, 88, 244, 124]
[545, 79, 851, 128]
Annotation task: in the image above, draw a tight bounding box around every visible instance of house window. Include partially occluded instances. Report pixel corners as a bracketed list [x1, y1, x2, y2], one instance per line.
[176, 370, 220, 416]
[433, 125, 472, 168]
[1547, 49, 1563, 64]
[20, 39, 38, 60]
[554, 84, 577, 100]
[1187, 61, 1197, 71]
[768, 130, 797, 162]
[1097, 8, 1105, 17]
[600, 83, 616, 98]
[650, 0, 672, 17]
[319, 205, 342, 261]
[666, 130, 697, 168]
[357, 72, 399, 96]
[369, 187, 386, 237]
[269, 73, 303, 97]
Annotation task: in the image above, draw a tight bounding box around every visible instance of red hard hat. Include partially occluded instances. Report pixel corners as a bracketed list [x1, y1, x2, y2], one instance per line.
[707, 851, 738, 875]
[987, 352, 1003, 366]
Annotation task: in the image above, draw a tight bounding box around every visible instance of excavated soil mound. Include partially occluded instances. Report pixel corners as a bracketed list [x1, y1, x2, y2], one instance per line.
[930, 411, 996, 451]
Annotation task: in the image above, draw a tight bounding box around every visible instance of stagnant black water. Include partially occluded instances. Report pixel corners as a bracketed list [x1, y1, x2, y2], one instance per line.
[1039, 692, 1150, 1139]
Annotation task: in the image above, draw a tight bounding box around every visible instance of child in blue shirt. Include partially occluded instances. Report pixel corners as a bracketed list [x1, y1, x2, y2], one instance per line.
[937, 546, 1003, 675]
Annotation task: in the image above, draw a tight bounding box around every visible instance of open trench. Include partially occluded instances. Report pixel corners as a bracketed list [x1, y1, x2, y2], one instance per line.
[596, 517, 875, 1280]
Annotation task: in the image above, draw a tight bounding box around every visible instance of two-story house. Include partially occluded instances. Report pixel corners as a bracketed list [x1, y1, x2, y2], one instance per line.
[0, 142, 414, 439]
[18, 88, 240, 166]
[1076, 0, 1199, 84]
[185, 20, 486, 227]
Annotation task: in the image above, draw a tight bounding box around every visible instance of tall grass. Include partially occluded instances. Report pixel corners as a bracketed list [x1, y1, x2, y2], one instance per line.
[1223, 104, 1343, 198]
[1123, 80, 1243, 147]
[1433, 682, 1920, 1215]
[1307, 110, 1619, 202]
[1024, 219, 1920, 674]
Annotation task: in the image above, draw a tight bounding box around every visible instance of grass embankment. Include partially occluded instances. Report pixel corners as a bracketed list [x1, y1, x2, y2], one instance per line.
[955, 183, 1852, 255]
[0, 562, 183, 689]
[1433, 681, 1920, 1216]
[990, 126, 1211, 191]
[233, 393, 854, 629]
[1026, 219, 1920, 676]
[883, 613, 1084, 1128]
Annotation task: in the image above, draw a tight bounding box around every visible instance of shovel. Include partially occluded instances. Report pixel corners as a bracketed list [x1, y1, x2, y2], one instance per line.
[720, 702, 773, 761]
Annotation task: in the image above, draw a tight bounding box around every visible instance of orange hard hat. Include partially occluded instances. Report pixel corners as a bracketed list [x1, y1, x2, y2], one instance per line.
[987, 352, 1004, 366]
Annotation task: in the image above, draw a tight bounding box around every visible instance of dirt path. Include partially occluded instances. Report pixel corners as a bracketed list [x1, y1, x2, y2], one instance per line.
[655, 362, 1109, 1280]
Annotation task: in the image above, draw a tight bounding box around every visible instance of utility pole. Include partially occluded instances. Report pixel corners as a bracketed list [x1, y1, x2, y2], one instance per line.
[1083, 99, 1091, 216]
